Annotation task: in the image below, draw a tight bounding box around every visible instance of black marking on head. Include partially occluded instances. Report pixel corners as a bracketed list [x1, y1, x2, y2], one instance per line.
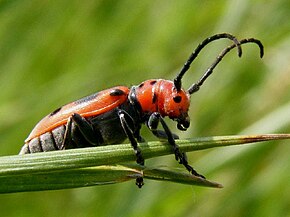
[150, 80, 157, 85]
[152, 93, 157, 104]
[138, 82, 144, 88]
[110, 88, 126, 96]
[50, 106, 62, 116]
[173, 96, 182, 103]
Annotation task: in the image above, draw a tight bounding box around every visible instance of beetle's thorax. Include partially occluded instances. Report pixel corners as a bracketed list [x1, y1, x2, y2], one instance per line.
[130, 79, 190, 119]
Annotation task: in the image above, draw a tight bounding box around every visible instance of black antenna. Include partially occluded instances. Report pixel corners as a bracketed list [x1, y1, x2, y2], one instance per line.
[187, 38, 264, 94]
[174, 33, 242, 91]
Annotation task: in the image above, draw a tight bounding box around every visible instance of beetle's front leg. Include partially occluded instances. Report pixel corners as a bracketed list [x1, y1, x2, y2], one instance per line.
[147, 114, 179, 140]
[147, 112, 182, 160]
[147, 112, 205, 179]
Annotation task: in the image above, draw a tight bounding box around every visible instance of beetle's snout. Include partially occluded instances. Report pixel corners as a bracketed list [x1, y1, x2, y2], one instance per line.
[177, 115, 190, 131]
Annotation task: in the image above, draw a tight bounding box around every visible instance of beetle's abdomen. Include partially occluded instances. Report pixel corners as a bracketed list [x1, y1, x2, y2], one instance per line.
[19, 125, 65, 154]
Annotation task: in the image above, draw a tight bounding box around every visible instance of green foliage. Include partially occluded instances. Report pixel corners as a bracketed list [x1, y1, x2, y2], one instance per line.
[0, 0, 289, 216]
[2, 135, 288, 193]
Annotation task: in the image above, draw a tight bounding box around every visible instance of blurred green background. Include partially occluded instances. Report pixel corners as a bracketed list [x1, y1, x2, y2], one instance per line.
[0, 0, 289, 216]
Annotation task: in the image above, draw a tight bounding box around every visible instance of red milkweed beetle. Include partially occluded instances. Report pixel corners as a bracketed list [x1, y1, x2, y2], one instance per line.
[20, 33, 264, 188]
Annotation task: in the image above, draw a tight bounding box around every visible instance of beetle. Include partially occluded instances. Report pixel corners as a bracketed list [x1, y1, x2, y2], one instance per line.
[19, 33, 264, 188]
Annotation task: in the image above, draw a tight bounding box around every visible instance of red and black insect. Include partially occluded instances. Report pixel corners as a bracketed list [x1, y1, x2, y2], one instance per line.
[19, 33, 264, 188]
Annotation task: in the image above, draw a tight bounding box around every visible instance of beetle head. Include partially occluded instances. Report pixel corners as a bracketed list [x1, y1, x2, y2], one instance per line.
[157, 80, 191, 131]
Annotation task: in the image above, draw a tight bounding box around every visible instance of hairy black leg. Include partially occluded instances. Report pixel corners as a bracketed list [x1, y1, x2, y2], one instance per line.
[61, 116, 74, 149]
[147, 115, 179, 140]
[70, 113, 101, 145]
[148, 112, 205, 179]
[118, 109, 144, 188]
[118, 110, 144, 165]
[61, 113, 101, 149]
[134, 126, 145, 143]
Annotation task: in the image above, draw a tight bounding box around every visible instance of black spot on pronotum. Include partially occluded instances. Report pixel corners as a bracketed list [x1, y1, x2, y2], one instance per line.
[110, 89, 126, 96]
[150, 80, 157, 85]
[173, 96, 182, 103]
[152, 93, 157, 103]
[50, 107, 62, 116]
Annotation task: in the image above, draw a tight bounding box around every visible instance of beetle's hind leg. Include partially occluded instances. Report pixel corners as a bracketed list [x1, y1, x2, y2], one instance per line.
[61, 113, 102, 149]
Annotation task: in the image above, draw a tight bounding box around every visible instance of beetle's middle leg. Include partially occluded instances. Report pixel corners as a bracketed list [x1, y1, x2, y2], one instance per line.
[118, 109, 144, 188]
[117, 110, 144, 165]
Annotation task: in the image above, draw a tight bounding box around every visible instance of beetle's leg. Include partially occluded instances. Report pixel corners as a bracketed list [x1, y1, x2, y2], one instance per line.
[118, 109, 144, 188]
[134, 125, 145, 143]
[147, 113, 181, 160]
[61, 116, 74, 149]
[61, 113, 101, 149]
[147, 112, 205, 179]
[147, 114, 179, 139]
[118, 110, 144, 165]
[70, 113, 101, 145]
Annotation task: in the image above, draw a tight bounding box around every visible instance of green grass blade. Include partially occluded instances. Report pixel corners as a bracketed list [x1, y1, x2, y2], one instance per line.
[143, 167, 223, 188]
[0, 134, 289, 176]
[0, 164, 223, 193]
[0, 134, 289, 193]
[0, 165, 141, 193]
